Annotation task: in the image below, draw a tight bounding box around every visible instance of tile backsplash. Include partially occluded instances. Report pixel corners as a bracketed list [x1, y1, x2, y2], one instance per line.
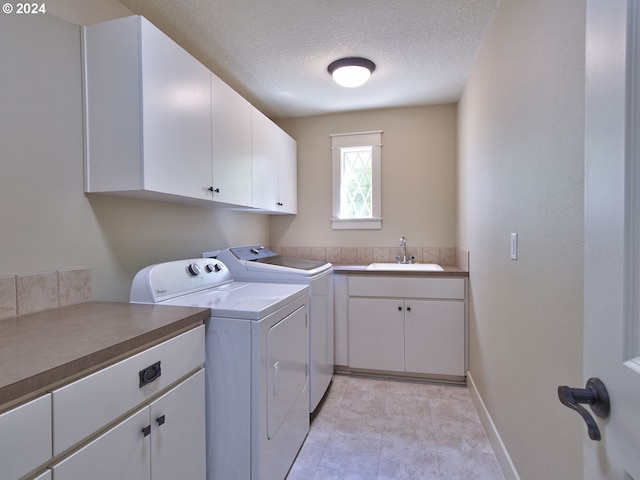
[270, 246, 468, 268]
[0, 268, 91, 319]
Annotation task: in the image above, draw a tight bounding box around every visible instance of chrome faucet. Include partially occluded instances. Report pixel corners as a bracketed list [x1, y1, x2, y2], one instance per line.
[396, 236, 413, 264]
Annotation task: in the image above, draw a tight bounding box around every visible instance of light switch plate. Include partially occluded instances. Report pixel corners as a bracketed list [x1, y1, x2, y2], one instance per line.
[510, 233, 518, 260]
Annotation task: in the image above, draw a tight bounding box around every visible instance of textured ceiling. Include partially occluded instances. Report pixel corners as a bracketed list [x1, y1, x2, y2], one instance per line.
[117, 0, 499, 119]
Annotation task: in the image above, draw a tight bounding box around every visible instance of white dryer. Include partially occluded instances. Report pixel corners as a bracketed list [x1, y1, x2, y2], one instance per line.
[208, 246, 334, 413]
[131, 258, 309, 480]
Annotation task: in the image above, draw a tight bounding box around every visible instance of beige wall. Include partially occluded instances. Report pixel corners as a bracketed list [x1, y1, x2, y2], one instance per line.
[274, 105, 458, 249]
[458, 0, 585, 479]
[0, 8, 269, 302]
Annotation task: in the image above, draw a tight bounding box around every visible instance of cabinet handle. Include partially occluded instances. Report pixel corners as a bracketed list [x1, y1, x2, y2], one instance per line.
[156, 414, 166, 426]
[276, 202, 284, 206]
[139, 361, 161, 387]
[208, 187, 220, 193]
[141, 425, 151, 437]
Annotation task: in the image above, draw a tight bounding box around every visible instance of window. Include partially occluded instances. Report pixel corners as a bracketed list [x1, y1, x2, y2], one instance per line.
[331, 131, 382, 229]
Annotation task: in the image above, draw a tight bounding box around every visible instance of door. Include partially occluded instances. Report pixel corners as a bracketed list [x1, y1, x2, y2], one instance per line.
[251, 107, 279, 210]
[140, 17, 212, 200]
[404, 300, 465, 376]
[584, 1, 640, 479]
[266, 305, 308, 439]
[210, 72, 252, 206]
[51, 407, 151, 480]
[276, 129, 298, 213]
[348, 298, 404, 371]
[150, 369, 206, 480]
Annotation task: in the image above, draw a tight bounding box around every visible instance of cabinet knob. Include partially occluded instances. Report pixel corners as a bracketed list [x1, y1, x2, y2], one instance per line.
[156, 414, 166, 426]
[398, 306, 402, 311]
[209, 187, 220, 193]
[406, 306, 411, 312]
[141, 425, 151, 437]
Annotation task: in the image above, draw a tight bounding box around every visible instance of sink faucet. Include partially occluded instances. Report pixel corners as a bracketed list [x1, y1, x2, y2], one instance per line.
[396, 236, 413, 264]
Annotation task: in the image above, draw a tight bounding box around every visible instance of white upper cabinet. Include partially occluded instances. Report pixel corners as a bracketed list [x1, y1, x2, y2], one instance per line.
[210, 73, 252, 207]
[251, 107, 298, 214]
[83, 16, 213, 203]
[277, 130, 298, 214]
[251, 107, 280, 211]
[83, 15, 297, 214]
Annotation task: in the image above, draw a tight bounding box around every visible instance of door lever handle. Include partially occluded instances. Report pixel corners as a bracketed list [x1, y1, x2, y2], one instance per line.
[557, 377, 610, 441]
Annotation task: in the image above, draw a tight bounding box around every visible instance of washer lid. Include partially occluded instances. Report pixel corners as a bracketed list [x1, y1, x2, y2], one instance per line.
[156, 282, 308, 320]
[216, 247, 332, 277]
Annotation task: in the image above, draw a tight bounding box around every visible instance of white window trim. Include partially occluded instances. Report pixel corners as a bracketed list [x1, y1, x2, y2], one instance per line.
[330, 131, 382, 230]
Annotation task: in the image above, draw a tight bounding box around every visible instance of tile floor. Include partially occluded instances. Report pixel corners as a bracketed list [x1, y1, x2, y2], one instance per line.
[287, 374, 504, 480]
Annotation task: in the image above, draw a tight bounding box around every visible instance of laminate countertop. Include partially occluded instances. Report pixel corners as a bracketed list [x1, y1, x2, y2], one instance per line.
[0, 301, 210, 412]
[332, 265, 469, 277]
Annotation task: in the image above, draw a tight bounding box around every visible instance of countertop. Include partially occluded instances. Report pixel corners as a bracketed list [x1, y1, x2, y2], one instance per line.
[332, 265, 469, 277]
[0, 301, 210, 411]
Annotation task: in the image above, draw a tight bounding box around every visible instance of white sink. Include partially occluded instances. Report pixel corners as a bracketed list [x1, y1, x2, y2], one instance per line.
[366, 263, 444, 272]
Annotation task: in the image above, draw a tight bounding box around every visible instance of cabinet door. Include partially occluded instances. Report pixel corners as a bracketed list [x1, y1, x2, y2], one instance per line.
[276, 129, 297, 214]
[251, 107, 279, 210]
[51, 407, 151, 480]
[404, 300, 465, 376]
[211, 73, 252, 206]
[150, 369, 206, 480]
[0, 394, 51, 480]
[139, 17, 212, 201]
[348, 298, 404, 371]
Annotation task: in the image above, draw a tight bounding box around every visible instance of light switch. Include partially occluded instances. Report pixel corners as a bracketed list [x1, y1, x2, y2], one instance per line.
[510, 233, 518, 260]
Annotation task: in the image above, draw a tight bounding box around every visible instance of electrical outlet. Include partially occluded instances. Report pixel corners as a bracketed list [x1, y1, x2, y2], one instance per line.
[510, 233, 518, 260]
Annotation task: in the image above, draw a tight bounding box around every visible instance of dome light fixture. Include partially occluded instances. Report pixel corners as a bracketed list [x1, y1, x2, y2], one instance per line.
[327, 57, 376, 88]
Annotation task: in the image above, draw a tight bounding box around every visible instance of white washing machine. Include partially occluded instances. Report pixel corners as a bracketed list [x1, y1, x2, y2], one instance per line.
[130, 258, 309, 480]
[207, 246, 333, 413]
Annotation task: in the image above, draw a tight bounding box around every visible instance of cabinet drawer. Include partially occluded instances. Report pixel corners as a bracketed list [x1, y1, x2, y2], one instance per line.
[0, 394, 51, 480]
[349, 276, 465, 299]
[52, 325, 204, 455]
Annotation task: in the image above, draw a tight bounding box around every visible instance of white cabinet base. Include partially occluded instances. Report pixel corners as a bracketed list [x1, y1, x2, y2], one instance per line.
[343, 275, 467, 383]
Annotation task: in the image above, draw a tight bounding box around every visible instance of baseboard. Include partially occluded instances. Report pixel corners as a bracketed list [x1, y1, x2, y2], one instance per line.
[467, 371, 521, 480]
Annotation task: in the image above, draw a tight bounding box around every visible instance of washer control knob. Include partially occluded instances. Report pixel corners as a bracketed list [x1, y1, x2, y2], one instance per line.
[205, 263, 222, 273]
[188, 263, 201, 276]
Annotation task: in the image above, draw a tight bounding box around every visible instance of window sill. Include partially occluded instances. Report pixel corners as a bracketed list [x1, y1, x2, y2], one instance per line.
[331, 217, 382, 230]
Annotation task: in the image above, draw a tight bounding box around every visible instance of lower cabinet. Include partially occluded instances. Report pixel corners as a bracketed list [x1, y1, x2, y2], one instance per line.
[404, 300, 465, 376]
[0, 394, 52, 480]
[349, 298, 404, 371]
[52, 407, 151, 480]
[0, 325, 205, 480]
[52, 369, 205, 480]
[347, 276, 467, 378]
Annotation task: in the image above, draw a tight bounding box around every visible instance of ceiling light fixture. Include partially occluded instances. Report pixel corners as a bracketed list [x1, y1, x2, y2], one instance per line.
[327, 57, 376, 88]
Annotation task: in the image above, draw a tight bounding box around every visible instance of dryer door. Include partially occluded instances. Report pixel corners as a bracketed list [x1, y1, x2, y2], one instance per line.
[266, 305, 308, 439]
